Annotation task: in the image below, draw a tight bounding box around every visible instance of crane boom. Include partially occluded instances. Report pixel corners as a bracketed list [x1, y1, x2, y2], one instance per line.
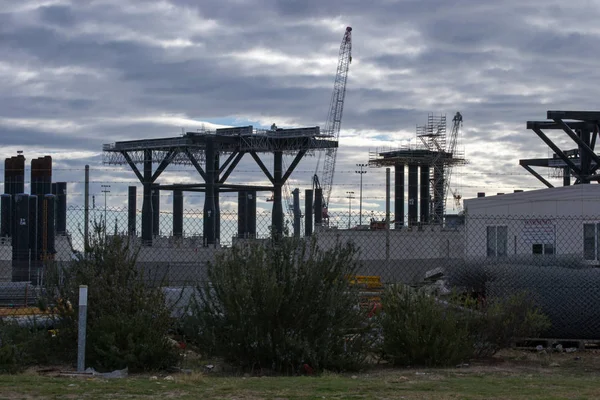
[314, 26, 353, 211]
[444, 112, 463, 212]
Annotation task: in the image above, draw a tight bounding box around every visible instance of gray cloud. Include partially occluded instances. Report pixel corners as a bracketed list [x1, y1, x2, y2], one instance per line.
[1, 0, 599, 212]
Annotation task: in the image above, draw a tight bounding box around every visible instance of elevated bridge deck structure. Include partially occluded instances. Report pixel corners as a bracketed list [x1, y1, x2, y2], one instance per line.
[369, 113, 466, 228]
[521, 111, 600, 187]
[103, 126, 337, 246]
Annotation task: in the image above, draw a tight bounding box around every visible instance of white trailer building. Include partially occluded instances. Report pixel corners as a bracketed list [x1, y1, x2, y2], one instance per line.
[463, 184, 600, 264]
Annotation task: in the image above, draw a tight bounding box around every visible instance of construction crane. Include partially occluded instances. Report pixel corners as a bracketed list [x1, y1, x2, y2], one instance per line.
[313, 26, 353, 219]
[444, 112, 463, 213]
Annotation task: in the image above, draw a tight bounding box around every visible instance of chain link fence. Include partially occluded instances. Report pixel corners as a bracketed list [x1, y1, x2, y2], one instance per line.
[1, 207, 600, 340]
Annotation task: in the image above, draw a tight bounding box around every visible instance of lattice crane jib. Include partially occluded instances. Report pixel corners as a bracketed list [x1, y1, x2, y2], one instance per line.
[443, 112, 463, 212]
[314, 26, 353, 210]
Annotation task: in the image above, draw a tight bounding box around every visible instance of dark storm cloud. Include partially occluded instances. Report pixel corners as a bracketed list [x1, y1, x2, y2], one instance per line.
[2, 0, 600, 208]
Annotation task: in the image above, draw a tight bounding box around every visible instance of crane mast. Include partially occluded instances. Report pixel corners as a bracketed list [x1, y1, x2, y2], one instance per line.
[314, 26, 353, 213]
[444, 112, 463, 212]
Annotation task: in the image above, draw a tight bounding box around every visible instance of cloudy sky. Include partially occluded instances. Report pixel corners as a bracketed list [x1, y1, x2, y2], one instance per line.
[0, 0, 597, 218]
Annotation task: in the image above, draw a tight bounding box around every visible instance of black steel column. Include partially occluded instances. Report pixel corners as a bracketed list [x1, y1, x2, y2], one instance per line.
[314, 188, 323, 227]
[203, 140, 216, 245]
[141, 149, 153, 245]
[237, 190, 256, 239]
[55, 182, 67, 234]
[128, 186, 136, 236]
[563, 167, 571, 186]
[305, 189, 313, 236]
[237, 191, 247, 238]
[173, 189, 183, 238]
[292, 188, 301, 238]
[408, 164, 418, 226]
[152, 183, 160, 237]
[214, 151, 221, 243]
[433, 165, 444, 223]
[247, 190, 256, 238]
[420, 164, 430, 223]
[580, 128, 591, 183]
[394, 164, 404, 229]
[272, 151, 283, 236]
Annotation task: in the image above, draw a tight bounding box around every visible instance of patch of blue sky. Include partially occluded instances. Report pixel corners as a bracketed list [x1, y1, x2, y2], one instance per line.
[201, 117, 271, 129]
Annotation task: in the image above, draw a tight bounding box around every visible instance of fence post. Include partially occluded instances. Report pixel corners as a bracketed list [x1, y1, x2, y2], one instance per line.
[77, 285, 88, 372]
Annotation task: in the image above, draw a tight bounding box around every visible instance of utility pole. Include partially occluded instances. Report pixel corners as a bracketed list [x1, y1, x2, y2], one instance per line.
[355, 163, 368, 226]
[346, 191, 355, 229]
[101, 184, 111, 231]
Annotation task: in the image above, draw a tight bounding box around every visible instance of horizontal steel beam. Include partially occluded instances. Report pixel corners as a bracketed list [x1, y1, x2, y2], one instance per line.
[526, 121, 596, 130]
[547, 110, 600, 121]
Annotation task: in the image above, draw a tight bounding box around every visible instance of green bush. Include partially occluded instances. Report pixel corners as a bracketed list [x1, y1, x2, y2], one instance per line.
[0, 321, 55, 373]
[379, 285, 551, 367]
[184, 237, 370, 374]
[470, 294, 551, 358]
[379, 284, 474, 367]
[44, 226, 181, 372]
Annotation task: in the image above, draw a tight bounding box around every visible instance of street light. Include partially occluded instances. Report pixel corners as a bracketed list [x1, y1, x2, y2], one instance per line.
[355, 163, 368, 226]
[100, 184, 111, 230]
[346, 191, 355, 229]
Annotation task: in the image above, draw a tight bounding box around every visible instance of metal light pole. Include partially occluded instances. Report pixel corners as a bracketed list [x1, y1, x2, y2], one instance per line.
[355, 163, 368, 226]
[346, 191, 355, 229]
[100, 184, 111, 230]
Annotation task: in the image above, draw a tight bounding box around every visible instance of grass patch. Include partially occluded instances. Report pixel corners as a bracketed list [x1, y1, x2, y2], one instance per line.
[3, 361, 600, 400]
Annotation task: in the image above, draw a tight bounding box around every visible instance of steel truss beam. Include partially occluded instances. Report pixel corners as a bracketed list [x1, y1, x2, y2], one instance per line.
[524, 112, 600, 186]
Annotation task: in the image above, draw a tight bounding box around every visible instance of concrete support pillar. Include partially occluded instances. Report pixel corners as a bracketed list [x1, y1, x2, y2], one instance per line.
[408, 164, 418, 226]
[420, 164, 430, 223]
[394, 164, 404, 229]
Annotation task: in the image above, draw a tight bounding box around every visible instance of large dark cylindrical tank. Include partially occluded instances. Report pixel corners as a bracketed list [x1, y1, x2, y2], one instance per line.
[54, 182, 67, 234]
[43, 194, 56, 257]
[314, 188, 323, 226]
[4, 158, 12, 195]
[27, 195, 38, 263]
[13, 155, 25, 196]
[42, 156, 52, 196]
[11, 194, 30, 282]
[0, 194, 10, 238]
